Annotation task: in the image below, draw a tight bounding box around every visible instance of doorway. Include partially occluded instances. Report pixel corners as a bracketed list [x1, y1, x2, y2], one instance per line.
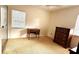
[0, 6, 8, 53]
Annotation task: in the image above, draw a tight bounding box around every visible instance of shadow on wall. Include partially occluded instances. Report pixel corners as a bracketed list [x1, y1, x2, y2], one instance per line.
[20, 29, 27, 36]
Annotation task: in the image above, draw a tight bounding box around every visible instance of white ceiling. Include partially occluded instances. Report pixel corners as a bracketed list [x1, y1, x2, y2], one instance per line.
[7, 5, 75, 11]
[39, 5, 73, 11]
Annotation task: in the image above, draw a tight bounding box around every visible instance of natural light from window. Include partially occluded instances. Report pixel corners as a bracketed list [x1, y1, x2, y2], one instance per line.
[73, 15, 79, 36]
[12, 10, 26, 28]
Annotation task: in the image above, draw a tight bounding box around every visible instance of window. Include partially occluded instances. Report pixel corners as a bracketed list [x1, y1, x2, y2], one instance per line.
[12, 10, 26, 28]
[73, 15, 79, 36]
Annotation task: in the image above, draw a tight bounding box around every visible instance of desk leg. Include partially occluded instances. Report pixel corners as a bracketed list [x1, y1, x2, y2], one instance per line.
[35, 34, 39, 39]
[37, 34, 40, 39]
[27, 34, 30, 40]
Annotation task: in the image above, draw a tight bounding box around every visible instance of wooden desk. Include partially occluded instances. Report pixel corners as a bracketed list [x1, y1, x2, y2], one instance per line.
[27, 28, 40, 38]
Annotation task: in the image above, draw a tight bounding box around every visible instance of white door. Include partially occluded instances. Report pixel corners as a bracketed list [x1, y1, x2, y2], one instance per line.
[1, 6, 8, 40]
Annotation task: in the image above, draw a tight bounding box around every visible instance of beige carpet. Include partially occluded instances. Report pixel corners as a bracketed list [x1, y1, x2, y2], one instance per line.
[3, 37, 69, 54]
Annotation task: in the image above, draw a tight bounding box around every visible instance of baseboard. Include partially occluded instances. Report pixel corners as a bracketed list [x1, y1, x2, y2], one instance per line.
[8, 35, 48, 39]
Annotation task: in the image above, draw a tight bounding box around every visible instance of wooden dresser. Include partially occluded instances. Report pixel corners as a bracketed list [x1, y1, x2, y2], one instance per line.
[54, 27, 70, 48]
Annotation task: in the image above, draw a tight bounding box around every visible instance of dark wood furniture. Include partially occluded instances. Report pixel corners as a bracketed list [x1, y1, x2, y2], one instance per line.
[69, 47, 77, 54]
[76, 43, 79, 54]
[27, 28, 40, 38]
[69, 43, 79, 54]
[53, 27, 70, 48]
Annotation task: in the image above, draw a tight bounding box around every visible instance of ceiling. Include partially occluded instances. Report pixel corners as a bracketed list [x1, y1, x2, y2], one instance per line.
[7, 5, 75, 11]
[39, 5, 73, 11]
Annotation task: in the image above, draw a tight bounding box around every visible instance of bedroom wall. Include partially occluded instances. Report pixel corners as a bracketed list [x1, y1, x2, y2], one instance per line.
[47, 6, 79, 48]
[8, 5, 50, 38]
[48, 6, 79, 39]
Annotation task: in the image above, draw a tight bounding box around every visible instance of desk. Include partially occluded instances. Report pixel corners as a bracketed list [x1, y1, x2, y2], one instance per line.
[27, 28, 40, 38]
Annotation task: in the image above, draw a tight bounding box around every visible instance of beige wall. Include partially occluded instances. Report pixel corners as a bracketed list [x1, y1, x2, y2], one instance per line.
[8, 5, 50, 38]
[47, 6, 79, 48]
[48, 6, 79, 39]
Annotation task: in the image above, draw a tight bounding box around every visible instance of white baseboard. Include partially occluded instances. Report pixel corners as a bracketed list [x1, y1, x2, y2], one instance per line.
[8, 34, 47, 39]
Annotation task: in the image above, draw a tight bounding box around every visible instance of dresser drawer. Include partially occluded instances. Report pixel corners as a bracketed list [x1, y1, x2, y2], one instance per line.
[54, 27, 70, 48]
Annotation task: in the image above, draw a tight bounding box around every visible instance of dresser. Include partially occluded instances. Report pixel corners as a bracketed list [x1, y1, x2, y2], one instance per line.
[53, 27, 70, 48]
